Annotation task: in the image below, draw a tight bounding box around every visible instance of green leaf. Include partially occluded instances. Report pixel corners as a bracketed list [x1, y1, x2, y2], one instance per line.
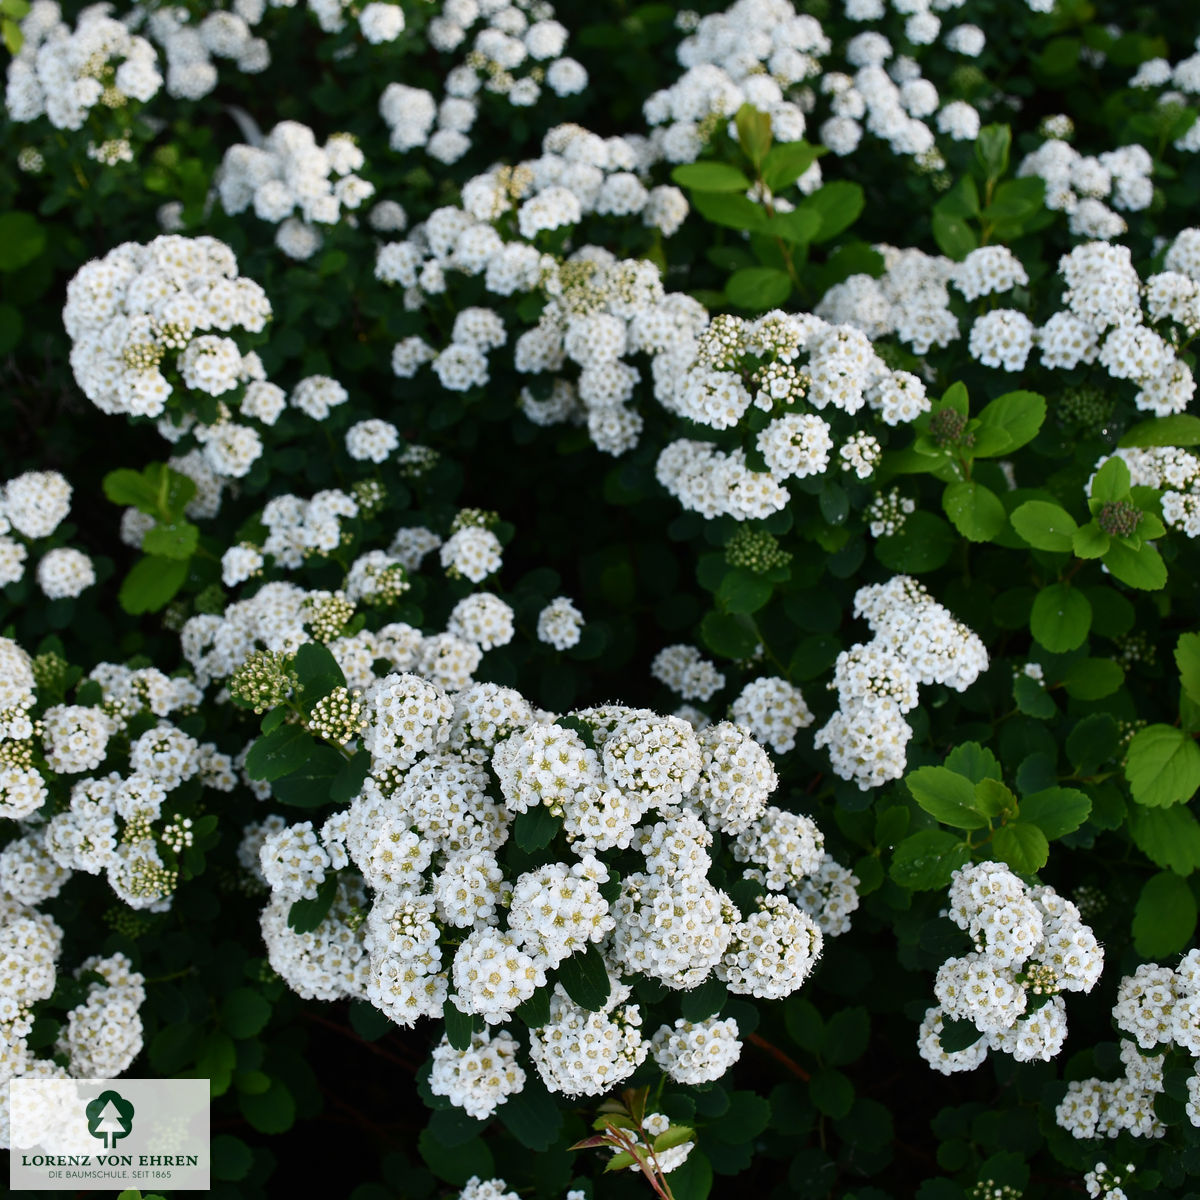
[784, 997, 824, 1053]
[1128, 804, 1200, 876]
[991, 822, 1049, 874]
[417, 1129, 494, 1186]
[972, 391, 1047, 457]
[984, 177, 1045, 223]
[938, 1016, 984, 1053]
[103, 468, 161, 512]
[0, 212, 46, 271]
[271, 744, 345, 807]
[142, 521, 199, 561]
[906, 766, 989, 829]
[654, 1125, 697, 1153]
[287, 875, 338, 934]
[931, 212, 977, 261]
[118, 556, 188, 614]
[1125, 725, 1200, 807]
[690, 191, 768, 233]
[513, 804, 560, 852]
[222, 988, 272, 1039]
[945, 743, 1002, 783]
[1178, 633, 1200, 705]
[498, 1078, 563, 1151]
[701, 610, 759, 660]
[974, 123, 1011, 181]
[239, 1079, 296, 1134]
[725, 267, 793, 310]
[1061, 657, 1124, 700]
[1102, 539, 1167, 591]
[1072, 522, 1110, 559]
[809, 1067, 854, 1118]
[444, 999, 475, 1051]
[735, 103, 773, 167]
[875, 512, 956, 573]
[890, 830, 972, 890]
[681, 976, 727, 1022]
[717, 567, 773, 614]
[942, 481, 1006, 543]
[798, 181, 864, 242]
[1118, 414, 1200, 448]
[1030, 584, 1091, 653]
[1009, 501, 1078, 552]
[514, 985, 552, 1029]
[1090, 457, 1132, 503]
[823, 1008, 869, 1066]
[1017, 788, 1091, 840]
[974, 778, 1017, 820]
[1133, 872, 1198, 958]
[762, 209, 822, 245]
[671, 162, 754, 192]
[1067, 713, 1117, 775]
[556, 944, 611, 1012]
[212, 1135, 253, 1182]
[331, 749, 371, 803]
[292, 642, 347, 711]
[244, 724, 315, 782]
[761, 141, 825, 192]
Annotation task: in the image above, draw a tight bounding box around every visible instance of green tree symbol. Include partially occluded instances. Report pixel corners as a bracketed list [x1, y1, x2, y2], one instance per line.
[85, 1090, 135, 1150]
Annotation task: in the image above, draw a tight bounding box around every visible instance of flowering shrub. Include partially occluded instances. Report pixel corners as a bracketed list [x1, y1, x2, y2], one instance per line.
[5, 0, 1200, 1198]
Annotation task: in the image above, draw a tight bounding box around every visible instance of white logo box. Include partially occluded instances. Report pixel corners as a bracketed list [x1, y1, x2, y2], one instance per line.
[10, 1078, 210, 1192]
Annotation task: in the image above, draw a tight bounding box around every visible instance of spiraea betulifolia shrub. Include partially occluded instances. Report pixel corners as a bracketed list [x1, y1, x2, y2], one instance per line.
[6, 0, 1200, 1198]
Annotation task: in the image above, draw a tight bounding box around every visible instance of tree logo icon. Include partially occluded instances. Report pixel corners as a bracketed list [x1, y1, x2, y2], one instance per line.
[85, 1090, 135, 1149]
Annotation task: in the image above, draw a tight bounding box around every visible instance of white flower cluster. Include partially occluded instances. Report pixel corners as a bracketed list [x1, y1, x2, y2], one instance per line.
[1057, 949, 1200, 1140]
[729, 676, 813, 755]
[254, 682, 832, 1108]
[536, 596, 584, 650]
[654, 310, 928, 520]
[815, 575, 987, 789]
[1038, 233, 1200, 417]
[651, 644, 725, 703]
[429, 1028, 525, 1119]
[379, 0, 585, 164]
[0, 470, 94, 598]
[918, 863, 1103, 1076]
[0, 902, 146, 1149]
[1018, 138, 1155, 239]
[650, 1014, 742, 1084]
[217, 121, 373, 260]
[64, 236, 272, 429]
[139, 4, 269, 103]
[6, 1, 161, 131]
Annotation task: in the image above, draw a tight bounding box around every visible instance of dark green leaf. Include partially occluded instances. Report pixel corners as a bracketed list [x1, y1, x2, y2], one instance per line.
[293, 642, 347, 711]
[905, 766, 989, 829]
[1017, 788, 1091, 840]
[972, 391, 1046, 457]
[444, 999, 475, 1051]
[1125, 725, 1200, 807]
[1061, 657, 1124, 700]
[272, 744, 345, 807]
[717, 567, 773, 614]
[0, 211, 46, 271]
[1009, 501, 1078, 552]
[1102, 539, 1167, 591]
[944, 743, 1002, 783]
[118, 556, 188, 615]
[331, 749, 371, 803]
[287, 875, 338, 934]
[1133, 872, 1198, 958]
[222, 987, 272, 1039]
[513, 804, 560, 852]
[942, 481, 1006, 542]
[1179, 633, 1200, 705]
[931, 212, 977, 261]
[1128, 804, 1200, 876]
[497, 1077, 563, 1151]
[809, 1067, 854, 1118]
[890, 830, 971, 890]
[556, 944, 611, 1011]
[239, 1080, 295, 1134]
[1030, 584, 1091, 652]
[725, 267, 793, 310]
[938, 1016, 983, 1053]
[142, 521, 199, 561]
[799, 181, 864, 242]
[244, 724, 315, 782]
[671, 162, 754, 192]
[875, 512, 956, 573]
[681, 976, 727, 1022]
[761, 141, 825, 191]
[992, 822, 1049, 874]
[1118, 414, 1200, 448]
